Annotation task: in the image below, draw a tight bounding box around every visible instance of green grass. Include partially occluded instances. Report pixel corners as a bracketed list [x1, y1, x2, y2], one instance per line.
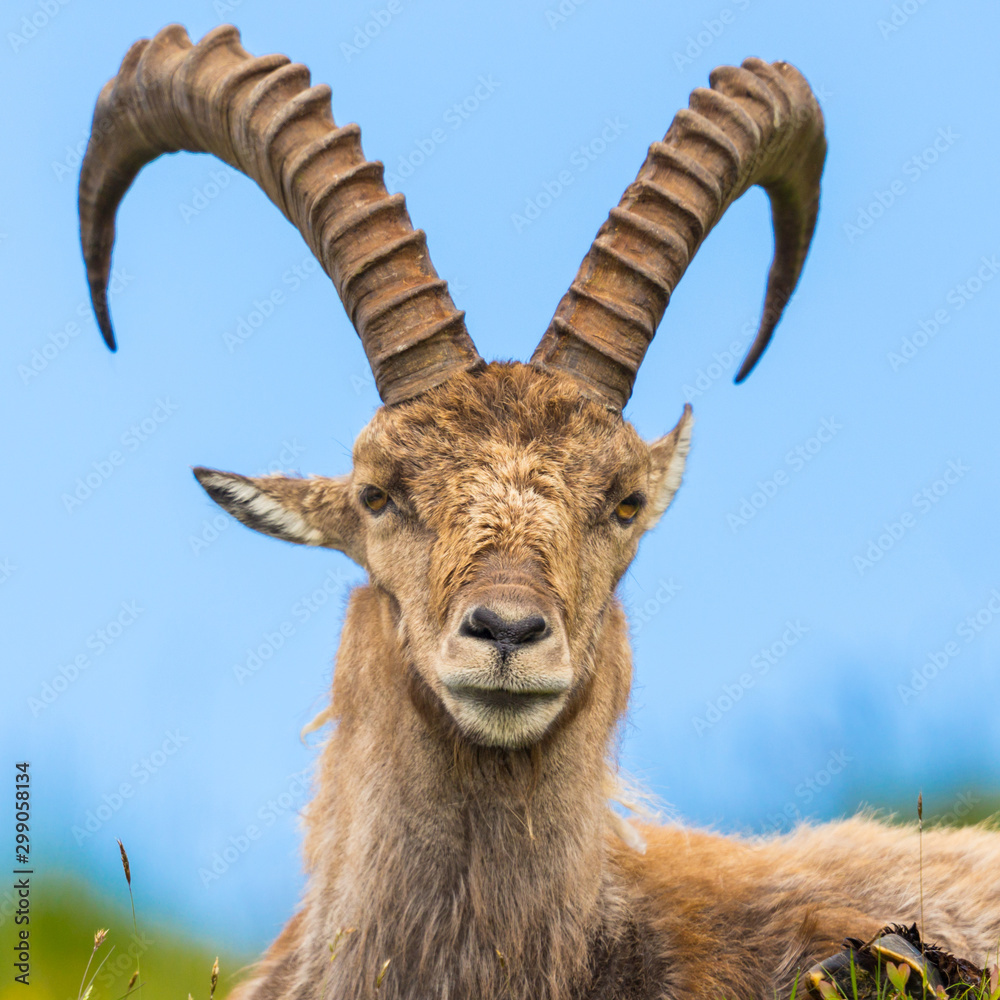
[862, 792, 1000, 830]
[802, 791, 1000, 1000]
[805, 947, 1000, 1000]
[0, 873, 251, 1000]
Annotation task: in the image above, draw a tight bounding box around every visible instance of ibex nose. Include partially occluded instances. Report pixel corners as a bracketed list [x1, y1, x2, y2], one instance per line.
[460, 607, 549, 654]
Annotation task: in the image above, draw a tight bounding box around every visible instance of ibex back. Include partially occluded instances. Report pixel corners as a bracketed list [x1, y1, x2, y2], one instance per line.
[78, 23, 1000, 999]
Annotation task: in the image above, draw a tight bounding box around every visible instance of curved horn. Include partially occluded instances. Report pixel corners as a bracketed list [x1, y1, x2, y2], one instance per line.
[79, 24, 482, 406]
[531, 58, 826, 411]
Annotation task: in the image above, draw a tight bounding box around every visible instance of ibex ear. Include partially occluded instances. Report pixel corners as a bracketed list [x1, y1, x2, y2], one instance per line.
[193, 468, 364, 565]
[645, 404, 693, 529]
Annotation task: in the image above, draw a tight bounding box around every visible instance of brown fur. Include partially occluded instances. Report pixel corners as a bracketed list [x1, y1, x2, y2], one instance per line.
[197, 364, 1000, 999]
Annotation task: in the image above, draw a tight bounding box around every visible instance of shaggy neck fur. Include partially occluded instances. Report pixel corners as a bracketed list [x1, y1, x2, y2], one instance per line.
[283, 584, 637, 1000]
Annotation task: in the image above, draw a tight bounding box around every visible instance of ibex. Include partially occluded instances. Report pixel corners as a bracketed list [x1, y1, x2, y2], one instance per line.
[79, 24, 1000, 1000]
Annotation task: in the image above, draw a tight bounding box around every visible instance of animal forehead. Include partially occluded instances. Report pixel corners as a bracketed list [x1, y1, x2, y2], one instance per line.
[353, 364, 649, 492]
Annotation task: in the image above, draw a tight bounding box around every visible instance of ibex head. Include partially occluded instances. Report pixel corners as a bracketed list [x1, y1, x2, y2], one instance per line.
[190, 366, 691, 748]
[80, 24, 824, 751]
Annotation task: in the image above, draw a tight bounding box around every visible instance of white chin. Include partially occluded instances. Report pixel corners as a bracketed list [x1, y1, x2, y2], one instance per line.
[444, 690, 566, 748]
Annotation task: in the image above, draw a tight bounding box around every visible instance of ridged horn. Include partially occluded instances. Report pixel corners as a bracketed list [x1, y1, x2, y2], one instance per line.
[78, 24, 483, 406]
[531, 58, 826, 411]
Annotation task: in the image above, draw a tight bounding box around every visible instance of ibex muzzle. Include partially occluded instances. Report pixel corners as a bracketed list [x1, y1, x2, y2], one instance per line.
[435, 491, 573, 747]
[442, 585, 570, 748]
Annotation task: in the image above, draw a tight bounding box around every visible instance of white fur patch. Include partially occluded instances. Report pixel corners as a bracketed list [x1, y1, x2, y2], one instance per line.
[205, 474, 323, 545]
[606, 809, 647, 854]
[647, 405, 694, 524]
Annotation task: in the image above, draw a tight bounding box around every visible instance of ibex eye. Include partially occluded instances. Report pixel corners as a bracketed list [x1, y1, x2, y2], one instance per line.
[361, 486, 389, 513]
[614, 494, 644, 524]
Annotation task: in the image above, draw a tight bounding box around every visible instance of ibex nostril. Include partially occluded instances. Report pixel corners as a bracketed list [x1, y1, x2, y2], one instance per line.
[461, 607, 549, 650]
[509, 615, 548, 645]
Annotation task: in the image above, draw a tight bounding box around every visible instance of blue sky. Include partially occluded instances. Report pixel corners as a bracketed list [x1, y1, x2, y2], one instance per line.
[3, 0, 998, 953]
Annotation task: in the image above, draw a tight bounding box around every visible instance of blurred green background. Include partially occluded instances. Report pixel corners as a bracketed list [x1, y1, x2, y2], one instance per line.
[1, 873, 250, 1000]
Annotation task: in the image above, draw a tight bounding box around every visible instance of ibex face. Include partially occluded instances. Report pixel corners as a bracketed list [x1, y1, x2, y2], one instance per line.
[78, 26, 823, 744]
[195, 364, 691, 748]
